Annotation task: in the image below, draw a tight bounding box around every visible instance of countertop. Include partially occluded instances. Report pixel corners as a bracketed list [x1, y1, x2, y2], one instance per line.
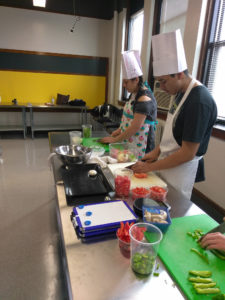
[49, 131, 204, 300]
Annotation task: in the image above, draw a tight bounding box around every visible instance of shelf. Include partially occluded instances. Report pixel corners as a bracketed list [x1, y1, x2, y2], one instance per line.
[32, 125, 82, 131]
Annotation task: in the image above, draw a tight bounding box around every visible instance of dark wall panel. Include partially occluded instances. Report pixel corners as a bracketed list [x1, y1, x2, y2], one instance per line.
[0, 50, 108, 76]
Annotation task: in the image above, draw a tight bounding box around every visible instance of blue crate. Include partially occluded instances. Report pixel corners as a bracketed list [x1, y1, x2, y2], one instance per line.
[142, 206, 172, 233]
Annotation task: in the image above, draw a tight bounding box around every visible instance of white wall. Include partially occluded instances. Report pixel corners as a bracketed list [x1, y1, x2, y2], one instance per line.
[0, 6, 113, 125]
[195, 137, 225, 208]
[0, 7, 112, 57]
[160, 0, 188, 35]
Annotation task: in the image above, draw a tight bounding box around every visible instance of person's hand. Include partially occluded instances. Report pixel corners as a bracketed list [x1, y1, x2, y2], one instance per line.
[200, 232, 225, 251]
[111, 128, 121, 137]
[141, 146, 160, 163]
[131, 161, 152, 173]
[99, 136, 117, 144]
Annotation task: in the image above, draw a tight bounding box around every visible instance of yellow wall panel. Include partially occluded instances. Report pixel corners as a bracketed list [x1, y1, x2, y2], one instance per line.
[0, 71, 106, 108]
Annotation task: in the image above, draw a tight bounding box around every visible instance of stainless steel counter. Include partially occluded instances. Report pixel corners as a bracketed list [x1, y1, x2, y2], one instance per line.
[49, 131, 204, 300]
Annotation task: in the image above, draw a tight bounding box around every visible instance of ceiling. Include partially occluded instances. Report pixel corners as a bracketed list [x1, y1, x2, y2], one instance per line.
[0, 0, 126, 20]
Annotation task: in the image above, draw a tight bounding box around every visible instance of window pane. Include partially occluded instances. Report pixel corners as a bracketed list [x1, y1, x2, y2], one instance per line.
[209, 45, 225, 118]
[128, 12, 144, 52]
[218, 0, 225, 41]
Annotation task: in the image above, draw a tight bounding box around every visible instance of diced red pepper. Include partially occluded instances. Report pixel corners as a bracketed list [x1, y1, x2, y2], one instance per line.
[134, 173, 148, 178]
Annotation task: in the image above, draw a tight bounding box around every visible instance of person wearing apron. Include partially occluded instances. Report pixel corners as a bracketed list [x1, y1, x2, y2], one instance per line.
[100, 50, 157, 159]
[132, 30, 217, 201]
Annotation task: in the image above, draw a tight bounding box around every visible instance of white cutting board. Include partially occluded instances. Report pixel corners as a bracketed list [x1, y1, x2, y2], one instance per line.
[107, 163, 167, 189]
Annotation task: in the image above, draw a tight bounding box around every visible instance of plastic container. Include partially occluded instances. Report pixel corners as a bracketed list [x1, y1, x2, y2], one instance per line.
[114, 168, 133, 198]
[90, 145, 105, 157]
[82, 124, 92, 138]
[69, 131, 82, 145]
[129, 223, 162, 276]
[117, 232, 130, 258]
[109, 143, 137, 163]
[142, 206, 171, 233]
[131, 187, 150, 201]
[149, 186, 168, 202]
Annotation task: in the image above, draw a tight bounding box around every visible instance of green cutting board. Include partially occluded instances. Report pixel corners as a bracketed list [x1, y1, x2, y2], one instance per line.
[82, 138, 109, 152]
[158, 214, 225, 300]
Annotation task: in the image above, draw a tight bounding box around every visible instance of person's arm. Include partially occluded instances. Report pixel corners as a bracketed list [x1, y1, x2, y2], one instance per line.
[200, 232, 225, 251]
[132, 140, 200, 173]
[100, 113, 146, 144]
[141, 145, 161, 162]
[100, 94, 151, 144]
[111, 128, 121, 137]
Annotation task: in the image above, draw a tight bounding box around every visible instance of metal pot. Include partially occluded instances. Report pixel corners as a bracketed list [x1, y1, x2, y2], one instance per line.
[54, 144, 92, 165]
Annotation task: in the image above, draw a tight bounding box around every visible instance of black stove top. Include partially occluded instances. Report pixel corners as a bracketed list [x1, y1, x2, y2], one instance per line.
[60, 163, 114, 206]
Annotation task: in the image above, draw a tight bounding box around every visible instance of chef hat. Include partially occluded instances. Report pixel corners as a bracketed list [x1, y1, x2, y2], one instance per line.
[122, 50, 143, 79]
[152, 29, 187, 77]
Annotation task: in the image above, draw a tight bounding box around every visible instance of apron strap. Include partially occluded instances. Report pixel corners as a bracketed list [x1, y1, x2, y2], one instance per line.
[122, 111, 157, 127]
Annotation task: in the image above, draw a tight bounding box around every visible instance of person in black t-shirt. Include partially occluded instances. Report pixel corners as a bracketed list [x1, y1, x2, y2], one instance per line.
[132, 30, 217, 201]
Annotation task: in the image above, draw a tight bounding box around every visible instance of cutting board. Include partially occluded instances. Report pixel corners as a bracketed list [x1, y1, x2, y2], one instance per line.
[158, 214, 225, 300]
[82, 138, 109, 152]
[107, 163, 167, 188]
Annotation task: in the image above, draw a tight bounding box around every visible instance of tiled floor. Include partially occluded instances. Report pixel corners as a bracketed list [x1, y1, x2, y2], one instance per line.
[0, 136, 68, 300]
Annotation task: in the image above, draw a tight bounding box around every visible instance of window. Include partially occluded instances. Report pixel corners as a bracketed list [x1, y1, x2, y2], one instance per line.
[122, 10, 144, 100]
[128, 10, 144, 52]
[202, 0, 225, 120]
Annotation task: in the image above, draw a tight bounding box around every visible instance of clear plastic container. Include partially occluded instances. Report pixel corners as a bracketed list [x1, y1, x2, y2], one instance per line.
[129, 223, 162, 276]
[82, 124, 92, 138]
[131, 187, 150, 201]
[114, 168, 133, 198]
[90, 145, 105, 157]
[149, 186, 168, 202]
[116, 232, 131, 258]
[69, 131, 82, 145]
[109, 143, 137, 163]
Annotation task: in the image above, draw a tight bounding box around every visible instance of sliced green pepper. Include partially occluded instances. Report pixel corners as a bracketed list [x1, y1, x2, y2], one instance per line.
[190, 248, 209, 264]
[189, 270, 212, 277]
[193, 282, 216, 289]
[189, 277, 213, 283]
[195, 287, 220, 294]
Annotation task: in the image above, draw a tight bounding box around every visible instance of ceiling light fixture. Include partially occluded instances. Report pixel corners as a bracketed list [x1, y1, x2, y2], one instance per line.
[33, 0, 46, 7]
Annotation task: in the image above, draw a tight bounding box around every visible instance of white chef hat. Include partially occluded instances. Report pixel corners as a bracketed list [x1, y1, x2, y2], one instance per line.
[152, 29, 187, 77]
[122, 50, 143, 79]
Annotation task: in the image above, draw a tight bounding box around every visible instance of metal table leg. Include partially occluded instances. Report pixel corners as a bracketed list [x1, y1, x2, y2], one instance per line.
[22, 107, 27, 139]
[30, 107, 34, 139]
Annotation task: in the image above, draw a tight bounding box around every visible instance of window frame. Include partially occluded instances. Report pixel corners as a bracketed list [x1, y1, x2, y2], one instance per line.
[197, 0, 225, 140]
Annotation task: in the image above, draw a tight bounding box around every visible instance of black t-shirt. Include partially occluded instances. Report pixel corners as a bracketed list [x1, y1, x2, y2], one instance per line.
[131, 88, 157, 152]
[171, 85, 217, 181]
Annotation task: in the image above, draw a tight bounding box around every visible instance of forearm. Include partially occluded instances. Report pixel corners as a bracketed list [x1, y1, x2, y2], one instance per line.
[142, 145, 161, 161]
[111, 127, 121, 137]
[114, 116, 145, 142]
[132, 141, 200, 173]
[147, 148, 192, 171]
